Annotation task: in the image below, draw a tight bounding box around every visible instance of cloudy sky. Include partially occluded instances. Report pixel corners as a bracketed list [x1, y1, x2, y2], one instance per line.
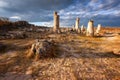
[0, 0, 120, 27]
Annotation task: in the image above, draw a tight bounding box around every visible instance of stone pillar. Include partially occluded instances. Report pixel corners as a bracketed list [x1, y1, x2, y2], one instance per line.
[53, 11, 59, 32]
[81, 25, 85, 32]
[72, 25, 75, 31]
[75, 17, 80, 30]
[86, 20, 94, 37]
[96, 24, 101, 34]
[81, 25, 85, 34]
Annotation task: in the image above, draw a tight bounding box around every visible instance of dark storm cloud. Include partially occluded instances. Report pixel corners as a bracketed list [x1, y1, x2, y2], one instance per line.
[0, 0, 120, 26]
[0, 0, 73, 22]
[1, 0, 73, 12]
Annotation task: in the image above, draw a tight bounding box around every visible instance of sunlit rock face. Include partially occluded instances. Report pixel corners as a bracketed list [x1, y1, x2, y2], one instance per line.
[75, 17, 80, 31]
[96, 24, 102, 34]
[86, 20, 94, 37]
[81, 25, 86, 34]
[27, 39, 56, 60]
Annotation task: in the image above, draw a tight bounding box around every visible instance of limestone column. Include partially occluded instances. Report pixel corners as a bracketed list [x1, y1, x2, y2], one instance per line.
[57, 15, 59, 29]
[81, 25, 85, 32]
[86, 20, 94, 37]
[53, 11, 59, 32]
[75, 17, 80, 30]
[81, 25, 85, 34]
[96, 24, 101, 34]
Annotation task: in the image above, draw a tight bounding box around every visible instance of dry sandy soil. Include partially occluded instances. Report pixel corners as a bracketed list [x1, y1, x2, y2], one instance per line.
[0, 32, 120, 80]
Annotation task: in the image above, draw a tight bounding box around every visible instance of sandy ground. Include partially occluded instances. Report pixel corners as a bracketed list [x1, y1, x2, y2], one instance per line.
[0, 34, 120, 80]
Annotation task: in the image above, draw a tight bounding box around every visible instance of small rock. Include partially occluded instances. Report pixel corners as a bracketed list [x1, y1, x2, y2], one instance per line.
[26, 70, 33, 75]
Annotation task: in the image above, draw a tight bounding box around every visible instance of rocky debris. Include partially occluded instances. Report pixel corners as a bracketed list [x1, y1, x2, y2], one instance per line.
[9, 32, 27, 39]
[27, 39, 56, 60]
[0, 31, 27, 39]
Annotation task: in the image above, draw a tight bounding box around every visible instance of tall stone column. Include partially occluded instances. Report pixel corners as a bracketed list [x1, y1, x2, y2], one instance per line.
[53, 11, 59, 32]
[86, 20, 94, 37]
[96, 24, 101, 34]
[75, 17, 80, 31]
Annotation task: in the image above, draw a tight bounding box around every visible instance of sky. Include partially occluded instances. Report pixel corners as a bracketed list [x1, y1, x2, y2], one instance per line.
[0, 0, 120, 27]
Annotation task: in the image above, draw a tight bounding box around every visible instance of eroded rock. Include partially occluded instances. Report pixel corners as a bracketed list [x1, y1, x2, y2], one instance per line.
[27, 39, 56, 60]
[86, 20, 94, 37]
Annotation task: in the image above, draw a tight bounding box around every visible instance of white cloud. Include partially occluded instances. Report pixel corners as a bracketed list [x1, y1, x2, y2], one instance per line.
[30, 21, 53, 27]
[9, 16, 21, 20]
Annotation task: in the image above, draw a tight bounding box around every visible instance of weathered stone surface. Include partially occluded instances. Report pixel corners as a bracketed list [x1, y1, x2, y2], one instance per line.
[53, 11, 60, 32]
[86, 20, 94, 37]
[27, 39, 56, 60]
[81, 25, 86, 34]
[75, 17, 80, 31]
[96, 24, 102, 34]
[81, 25, 85, 31]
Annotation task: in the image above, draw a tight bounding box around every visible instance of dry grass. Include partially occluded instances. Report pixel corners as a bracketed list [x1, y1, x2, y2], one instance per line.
[0, 32, 120, 80]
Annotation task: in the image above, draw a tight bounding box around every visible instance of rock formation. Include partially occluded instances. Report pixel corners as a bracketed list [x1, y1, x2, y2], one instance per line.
[53, 11, 60, 32]
[81, 25, 85, 34]
[75, 17, 80, 31]
[86, 20, 94, 37]
[27, 39, 56, 60]
[96, 24, 102, 34]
